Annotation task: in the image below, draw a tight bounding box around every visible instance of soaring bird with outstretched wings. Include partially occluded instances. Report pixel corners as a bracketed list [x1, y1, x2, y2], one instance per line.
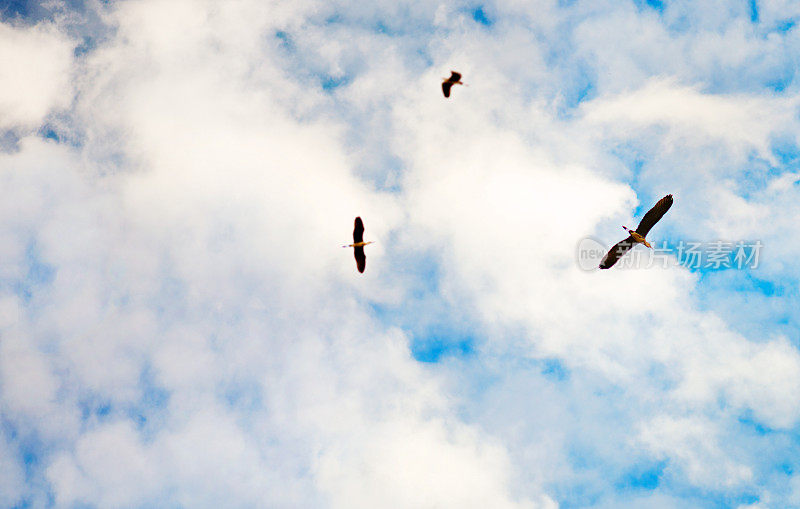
[343, 216, 373, 273]
[442, 71, 464, 98]
[600, 194, 673, 269]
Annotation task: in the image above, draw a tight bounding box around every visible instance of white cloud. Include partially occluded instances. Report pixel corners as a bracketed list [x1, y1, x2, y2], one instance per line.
[582, 78, 800, 160]
[0, 2, 555, 507]
[0, 22, 74, 130]
[1, 0, 800, 507]
[47, 421, 160, 508]
[637, 415, 753, 488]
[0, 433, 24, 508]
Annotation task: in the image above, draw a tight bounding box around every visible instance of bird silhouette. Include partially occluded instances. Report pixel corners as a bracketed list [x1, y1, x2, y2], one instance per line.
[342, 217, 374, 273]
[600, 194, 673, 269]
[442, 71, 465, 98]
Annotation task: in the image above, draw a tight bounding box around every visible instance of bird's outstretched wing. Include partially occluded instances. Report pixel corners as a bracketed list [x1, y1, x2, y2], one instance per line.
[599, 236, 635, 269]
[449, 71, 461, 82]
[353, 216, 364, 243]
[636, 194, 673, 237]
[442, 81, 452, 98]
[354, 246, 366, 273]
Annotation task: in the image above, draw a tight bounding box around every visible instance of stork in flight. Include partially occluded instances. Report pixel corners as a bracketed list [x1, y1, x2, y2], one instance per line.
[343, 216, 373, 273]
[442, 71, 465, 98]
[599, 194, 673, 269]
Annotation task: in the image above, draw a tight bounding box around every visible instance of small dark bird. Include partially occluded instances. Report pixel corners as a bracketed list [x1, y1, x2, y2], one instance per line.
[600, 194, 673, 269]
[442, 71, 465, 98]
[342, 216, 374, 273]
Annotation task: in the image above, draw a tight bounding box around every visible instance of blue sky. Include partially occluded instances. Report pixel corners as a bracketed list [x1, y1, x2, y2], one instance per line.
[1, 0, 800, 507]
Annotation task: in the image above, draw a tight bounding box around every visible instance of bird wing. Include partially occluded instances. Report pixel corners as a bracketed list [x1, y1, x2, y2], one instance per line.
[354, 246, 366, 273]
[449, 71, 461, 82]
[442, 81, 452, 98]
[635, 194, 673, 237]
[353, 216, 364, 243]
[599, 236, 635, 269]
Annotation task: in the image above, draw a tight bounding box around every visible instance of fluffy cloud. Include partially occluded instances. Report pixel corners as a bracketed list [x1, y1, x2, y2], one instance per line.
[1, 0, 799, 507]
[0, 22, 74, 130]
[582, 78, 800, 160]
[0, 2, 552, 507]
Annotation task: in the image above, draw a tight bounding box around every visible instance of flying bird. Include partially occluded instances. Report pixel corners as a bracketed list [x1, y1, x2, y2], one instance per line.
[599, 194, 673, 269]
[442, 71, 465, 98]
[343, 216, 374, 273]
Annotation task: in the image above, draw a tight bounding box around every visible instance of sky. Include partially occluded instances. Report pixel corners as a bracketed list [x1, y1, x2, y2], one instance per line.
[1, 0, 800, 507]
